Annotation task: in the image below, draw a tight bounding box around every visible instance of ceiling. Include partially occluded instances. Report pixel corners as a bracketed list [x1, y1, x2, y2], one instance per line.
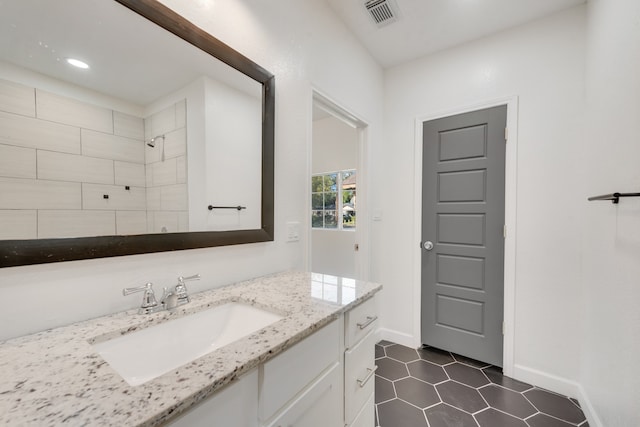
[0, 0, 260, 107]
[325, 0, 586, 68]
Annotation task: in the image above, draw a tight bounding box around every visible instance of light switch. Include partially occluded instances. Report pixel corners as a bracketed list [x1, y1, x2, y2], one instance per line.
[286, 221, 300, 242]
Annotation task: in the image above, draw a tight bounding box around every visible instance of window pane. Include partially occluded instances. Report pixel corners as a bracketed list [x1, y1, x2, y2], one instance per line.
[311, 176, 324, 192]
[324, 192, 336, 209]
[343, 209, 356, 229]
[311, 193, 323, 210]
[324, 211, 337, 228]
[324, 174, 337, 192]
[312, 211, 324, 228]
[342, 170, 356, 190]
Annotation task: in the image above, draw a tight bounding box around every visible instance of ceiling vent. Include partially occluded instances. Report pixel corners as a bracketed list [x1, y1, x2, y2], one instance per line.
[365, 0, 399, 28]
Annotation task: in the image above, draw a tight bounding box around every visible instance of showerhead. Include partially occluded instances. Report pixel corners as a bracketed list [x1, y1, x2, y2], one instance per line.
[146, 135, 164, 148]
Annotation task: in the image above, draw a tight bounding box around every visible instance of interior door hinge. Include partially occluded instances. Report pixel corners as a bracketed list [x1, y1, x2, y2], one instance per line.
[505, 127, 508, 142]
[503, 224, 507, 239]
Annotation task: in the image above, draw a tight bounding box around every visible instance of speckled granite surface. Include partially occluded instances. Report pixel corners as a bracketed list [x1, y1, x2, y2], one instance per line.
[0, 271, 381, 426]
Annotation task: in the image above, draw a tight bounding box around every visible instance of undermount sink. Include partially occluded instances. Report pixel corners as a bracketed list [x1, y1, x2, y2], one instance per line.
[92, 302, 283, 386]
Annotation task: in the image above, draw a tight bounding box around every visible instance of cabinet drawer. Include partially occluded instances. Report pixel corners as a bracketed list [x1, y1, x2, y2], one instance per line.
[264, 362, 341, 427]
[345, 296, 377, 349]
[260, 320, 340, 423]
[348, 393, 375, 427]
[166, 369, 258, 427]
[344, 330, 376, 425]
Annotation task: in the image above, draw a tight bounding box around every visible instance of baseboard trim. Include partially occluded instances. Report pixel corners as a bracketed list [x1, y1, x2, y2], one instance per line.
[513, 364, 602, 427]
[377, 328, 415, 348]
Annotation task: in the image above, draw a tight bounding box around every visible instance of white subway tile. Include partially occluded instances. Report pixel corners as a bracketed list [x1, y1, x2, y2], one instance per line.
[146, 187, 161, 211]
[0, 111, 80, 154]
[178, 211, 189, 232]
[38, 210, 115, 238]
[146, 211, 155, 233]
[149, 104, 176, 137]
[113, 112, 144, 140]
[37, 151, 114, 184]
[0, 177, 81, 209]
[161, 184, 188, 211]
[82, 129, 145, 163]
[114, 161, 146, 187]
[176, 156, 187, 184]
[0, 79, 35, 117]
[164, 127, 187, 159]
[0, 210, 37, 239]
[176, 99, 186, 129]
[151, 211, 178, 233]
[148, 157, 177, 187]
[82, 184, 146, 211]
[115, 211, 147, 235]
[36, 90, 113, 133]
[0, 144, 36, 179]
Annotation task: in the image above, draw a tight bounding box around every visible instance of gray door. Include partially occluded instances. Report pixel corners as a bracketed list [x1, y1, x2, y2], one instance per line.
[421, 105, 506, 367]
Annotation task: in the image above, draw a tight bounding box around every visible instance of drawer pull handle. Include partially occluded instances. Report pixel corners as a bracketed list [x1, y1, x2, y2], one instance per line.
[357, 315, 378, 330]
[357, 365, 378, 388]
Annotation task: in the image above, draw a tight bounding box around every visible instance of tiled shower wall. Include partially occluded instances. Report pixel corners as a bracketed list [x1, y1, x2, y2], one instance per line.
[144, 101, 189, 233]
[0, 77, 188, 239]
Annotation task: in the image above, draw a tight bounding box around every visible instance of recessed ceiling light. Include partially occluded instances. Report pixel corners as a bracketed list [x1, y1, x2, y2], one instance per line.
[66, 58, 89, 69]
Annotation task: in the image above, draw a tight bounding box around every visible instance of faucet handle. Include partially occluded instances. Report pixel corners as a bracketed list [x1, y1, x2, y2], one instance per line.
[175, 274, 199, 305]
[178, 274, 200, 284]
[123, 283, 159, 313]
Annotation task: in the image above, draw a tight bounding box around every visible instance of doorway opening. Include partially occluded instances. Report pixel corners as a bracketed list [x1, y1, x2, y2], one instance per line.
[310, 92, 369, 280]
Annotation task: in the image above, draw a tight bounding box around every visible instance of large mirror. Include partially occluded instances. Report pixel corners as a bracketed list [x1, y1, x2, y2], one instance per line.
[0, 0, 274, 267]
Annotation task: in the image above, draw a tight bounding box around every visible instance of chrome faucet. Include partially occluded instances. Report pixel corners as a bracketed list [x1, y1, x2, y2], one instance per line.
[160, 287, 179, 310]
[123, 274, 200, 314]
[175, 274, 200, 306]
[123, 283, 164, 314]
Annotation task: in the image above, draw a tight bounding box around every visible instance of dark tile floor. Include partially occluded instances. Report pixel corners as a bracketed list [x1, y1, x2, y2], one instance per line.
[375, 341, 588, 427]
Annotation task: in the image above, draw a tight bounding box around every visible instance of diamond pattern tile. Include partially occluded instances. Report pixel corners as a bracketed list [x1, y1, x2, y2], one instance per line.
[375, 341, 588, 427]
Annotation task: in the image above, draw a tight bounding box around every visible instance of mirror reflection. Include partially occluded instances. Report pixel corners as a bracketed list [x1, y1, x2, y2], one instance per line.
[0, 0, 263, 241]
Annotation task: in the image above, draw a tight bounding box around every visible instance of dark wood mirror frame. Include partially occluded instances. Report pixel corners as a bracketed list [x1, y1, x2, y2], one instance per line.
[0, 0, 275, 268]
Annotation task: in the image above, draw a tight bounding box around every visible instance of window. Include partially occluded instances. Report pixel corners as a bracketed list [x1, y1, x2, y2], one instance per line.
[312, 170, 356, 230]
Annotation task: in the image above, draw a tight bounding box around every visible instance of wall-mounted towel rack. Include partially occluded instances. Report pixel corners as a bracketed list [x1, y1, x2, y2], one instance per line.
[587, 192, 640, 204]
[207, 205, 247, 211]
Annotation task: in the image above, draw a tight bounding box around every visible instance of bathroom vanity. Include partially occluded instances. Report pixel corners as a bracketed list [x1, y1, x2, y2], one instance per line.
[0, 271, 380, 426]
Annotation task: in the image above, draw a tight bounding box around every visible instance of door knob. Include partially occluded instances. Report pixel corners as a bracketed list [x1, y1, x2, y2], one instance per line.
[422, 241, 434, 251]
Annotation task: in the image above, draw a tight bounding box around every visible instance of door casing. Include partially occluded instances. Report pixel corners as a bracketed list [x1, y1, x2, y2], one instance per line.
[308, 88, 370, 281]
[412, 96, 518, 376]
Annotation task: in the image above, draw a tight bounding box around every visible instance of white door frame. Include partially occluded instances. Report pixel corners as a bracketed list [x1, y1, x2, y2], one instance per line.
[412, 96, 518, 376]
[308, 89, 370, 280]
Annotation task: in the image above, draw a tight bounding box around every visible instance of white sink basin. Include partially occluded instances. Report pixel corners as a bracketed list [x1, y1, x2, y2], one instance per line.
[93, 302, 283, 386]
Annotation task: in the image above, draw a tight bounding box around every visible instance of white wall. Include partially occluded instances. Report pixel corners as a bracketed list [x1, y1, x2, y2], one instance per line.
[311, 115, 358, 277]
[0, 0, 384, 341]
[581, 0, 640, 426]
[379, 5, 586, 389]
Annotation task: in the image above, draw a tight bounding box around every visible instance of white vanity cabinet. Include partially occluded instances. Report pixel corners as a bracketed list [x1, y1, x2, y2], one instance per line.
[343, 296, 378, 427]
[166, 368, 259, 427]
[165, 297, 378, 427]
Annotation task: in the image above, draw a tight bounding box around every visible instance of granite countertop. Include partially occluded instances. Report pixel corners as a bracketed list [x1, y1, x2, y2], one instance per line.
[0, 271, 381, 426]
